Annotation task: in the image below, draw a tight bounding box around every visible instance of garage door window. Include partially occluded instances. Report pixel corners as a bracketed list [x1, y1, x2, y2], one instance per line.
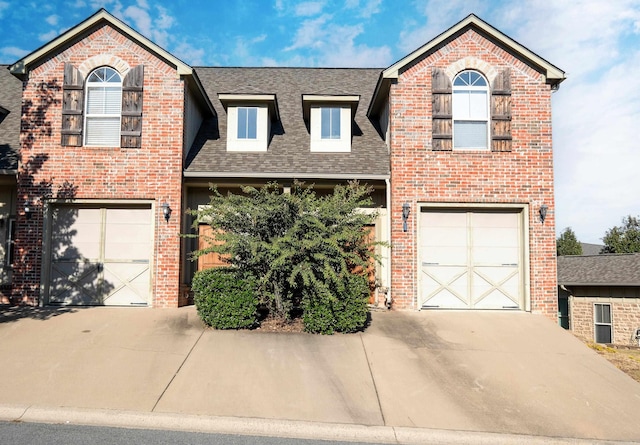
[594, 303, 612, 344]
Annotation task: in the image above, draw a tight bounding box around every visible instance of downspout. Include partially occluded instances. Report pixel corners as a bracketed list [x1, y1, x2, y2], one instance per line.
[385, 177, 392, 309]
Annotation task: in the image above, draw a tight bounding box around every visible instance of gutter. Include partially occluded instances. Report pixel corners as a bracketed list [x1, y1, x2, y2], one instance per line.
[183, 171, 390, 181]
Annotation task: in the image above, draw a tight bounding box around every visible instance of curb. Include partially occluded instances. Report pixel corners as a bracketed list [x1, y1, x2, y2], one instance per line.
[0, 404, 634, 444]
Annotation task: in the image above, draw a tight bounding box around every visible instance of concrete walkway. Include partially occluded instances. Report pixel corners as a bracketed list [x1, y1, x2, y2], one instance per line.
[0, 306, 639, 443]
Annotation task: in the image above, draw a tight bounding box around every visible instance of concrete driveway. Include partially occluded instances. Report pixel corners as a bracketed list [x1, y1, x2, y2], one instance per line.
[0, 306, 639, 443]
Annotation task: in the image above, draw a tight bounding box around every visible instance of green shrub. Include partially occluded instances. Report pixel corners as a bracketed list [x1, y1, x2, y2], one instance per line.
[192, 267, 258, 329]
[302, 274, 369, 334]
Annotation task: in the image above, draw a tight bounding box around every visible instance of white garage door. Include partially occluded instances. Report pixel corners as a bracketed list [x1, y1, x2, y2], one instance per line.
[420, 209, 524, 310]
[47, 205, 152, 306]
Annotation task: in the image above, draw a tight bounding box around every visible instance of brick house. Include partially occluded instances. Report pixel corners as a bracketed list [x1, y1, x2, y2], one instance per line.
[0, 10, 564, 318]
[558, 254, 640, 346]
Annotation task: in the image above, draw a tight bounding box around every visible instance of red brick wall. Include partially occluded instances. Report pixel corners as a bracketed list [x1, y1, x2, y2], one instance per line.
[389, 29, 558, 319]
[13, 23, 184, 307]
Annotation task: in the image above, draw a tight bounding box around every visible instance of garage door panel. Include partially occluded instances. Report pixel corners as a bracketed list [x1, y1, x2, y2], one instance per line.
[420, 211, 467, 228]
[473, 247, 520, 265]
[473, 289, 518, 309]
[473, 227, 519, 247]
[421, 227, 468, 247]
[103, 263, 149, 306]
[423, 289, 469, 308]
[473, 212, 518, 228]
[422, 246, 468, 265]
[104, 208, 151, 260]
[49, 261, 101, 305]
[51, 207, 102, 260]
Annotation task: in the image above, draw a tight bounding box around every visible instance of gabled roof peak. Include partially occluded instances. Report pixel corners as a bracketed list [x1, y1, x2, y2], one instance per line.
[9, 8, 214, 117]
[9, 8, 192, 78]
[367, 13, 565, 118]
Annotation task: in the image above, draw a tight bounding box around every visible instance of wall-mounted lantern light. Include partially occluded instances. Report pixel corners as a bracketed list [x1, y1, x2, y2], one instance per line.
[24, 203, 32, 220]
[402, 202, 411, 232]
[161, 202, 172, 222]
[539, 204, 548, 224]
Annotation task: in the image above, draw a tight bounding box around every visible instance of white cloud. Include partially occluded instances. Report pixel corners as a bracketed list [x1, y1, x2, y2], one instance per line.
[346, 0, 382, 18]
[284, 13, 391, 66]
[295, 1, 324, 16]
[0, 1, 8, 17]
[173, 41, 205, 66]
[38, 30, 60, 42]
[285, 14, 333, 51]
[46, 14, 59, 26]
[0, 46, 29, 60]
[398, 0, 486, 53]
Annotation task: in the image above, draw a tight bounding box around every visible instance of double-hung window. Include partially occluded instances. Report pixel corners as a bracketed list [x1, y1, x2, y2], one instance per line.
[594, 303, 612, 344]
[84, 67, 122, 146]
[453, 70, 489, 150]
[237, 107, 258, 140]
[321, 107, 341, 139]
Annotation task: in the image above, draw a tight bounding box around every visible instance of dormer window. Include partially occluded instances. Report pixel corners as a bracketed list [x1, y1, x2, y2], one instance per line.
[219, 94, 279, 152]
[237, 107, 258, 139]
[321, 107, 341, 139]
[303, 95, 359, 152]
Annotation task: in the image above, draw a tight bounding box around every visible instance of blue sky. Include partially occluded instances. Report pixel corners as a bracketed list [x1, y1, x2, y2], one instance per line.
[1, 0, 640, 244]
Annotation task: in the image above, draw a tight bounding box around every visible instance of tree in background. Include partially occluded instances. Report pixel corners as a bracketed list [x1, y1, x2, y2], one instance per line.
[601, 215, 640, 253]
[557, 227, 583, 256]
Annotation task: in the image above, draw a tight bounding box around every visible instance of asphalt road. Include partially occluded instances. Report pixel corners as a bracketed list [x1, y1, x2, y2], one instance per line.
[0, 421, 383, 445]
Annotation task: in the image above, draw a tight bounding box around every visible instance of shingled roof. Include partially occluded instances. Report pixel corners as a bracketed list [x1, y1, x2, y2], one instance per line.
[0, 65, 21, 173]
[185, 67, 389, 179]
[557, 254, 640, 286]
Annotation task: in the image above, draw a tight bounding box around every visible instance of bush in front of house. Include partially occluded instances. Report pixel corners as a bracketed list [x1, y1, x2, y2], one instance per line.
[192, 267, 258, 329]
[188, 181, 382, 333]
[302, 273, 370, 334]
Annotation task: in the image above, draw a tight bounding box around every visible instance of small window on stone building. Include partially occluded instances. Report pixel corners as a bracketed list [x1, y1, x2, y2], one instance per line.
[594, 303, 612, 344]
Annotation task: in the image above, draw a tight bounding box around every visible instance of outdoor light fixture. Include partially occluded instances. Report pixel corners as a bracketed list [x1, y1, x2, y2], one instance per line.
[24, 203, 32, 220]
[402, 202, 411, 232]
[539, 204, 548, 224]
[161, 202, 172, 222]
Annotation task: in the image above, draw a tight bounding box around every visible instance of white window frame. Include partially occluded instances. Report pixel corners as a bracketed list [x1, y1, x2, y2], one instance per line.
[310, 106, 351, 152]
[226, 105, 269, 152]
[84, 66, 122, 147]
[594, 303, 612, 344]
[452, 70, 489, 150]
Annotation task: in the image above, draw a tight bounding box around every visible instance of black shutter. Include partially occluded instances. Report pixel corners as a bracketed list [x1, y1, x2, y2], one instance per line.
[431, 68, 452, 151]
[61, 63, 84, 147]
[121, 65, 144, 148]
[491, 68, 512, 152]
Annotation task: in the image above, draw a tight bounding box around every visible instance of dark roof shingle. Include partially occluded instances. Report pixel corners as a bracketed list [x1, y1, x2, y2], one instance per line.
[185, 67, 389, 178]
[557, 253, 640, 286]
[0, 65, 21, 172]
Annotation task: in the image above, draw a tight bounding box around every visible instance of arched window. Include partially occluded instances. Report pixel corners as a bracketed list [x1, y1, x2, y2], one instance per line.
[452, 70, 489, 150]
[84, 66, 122, 146]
